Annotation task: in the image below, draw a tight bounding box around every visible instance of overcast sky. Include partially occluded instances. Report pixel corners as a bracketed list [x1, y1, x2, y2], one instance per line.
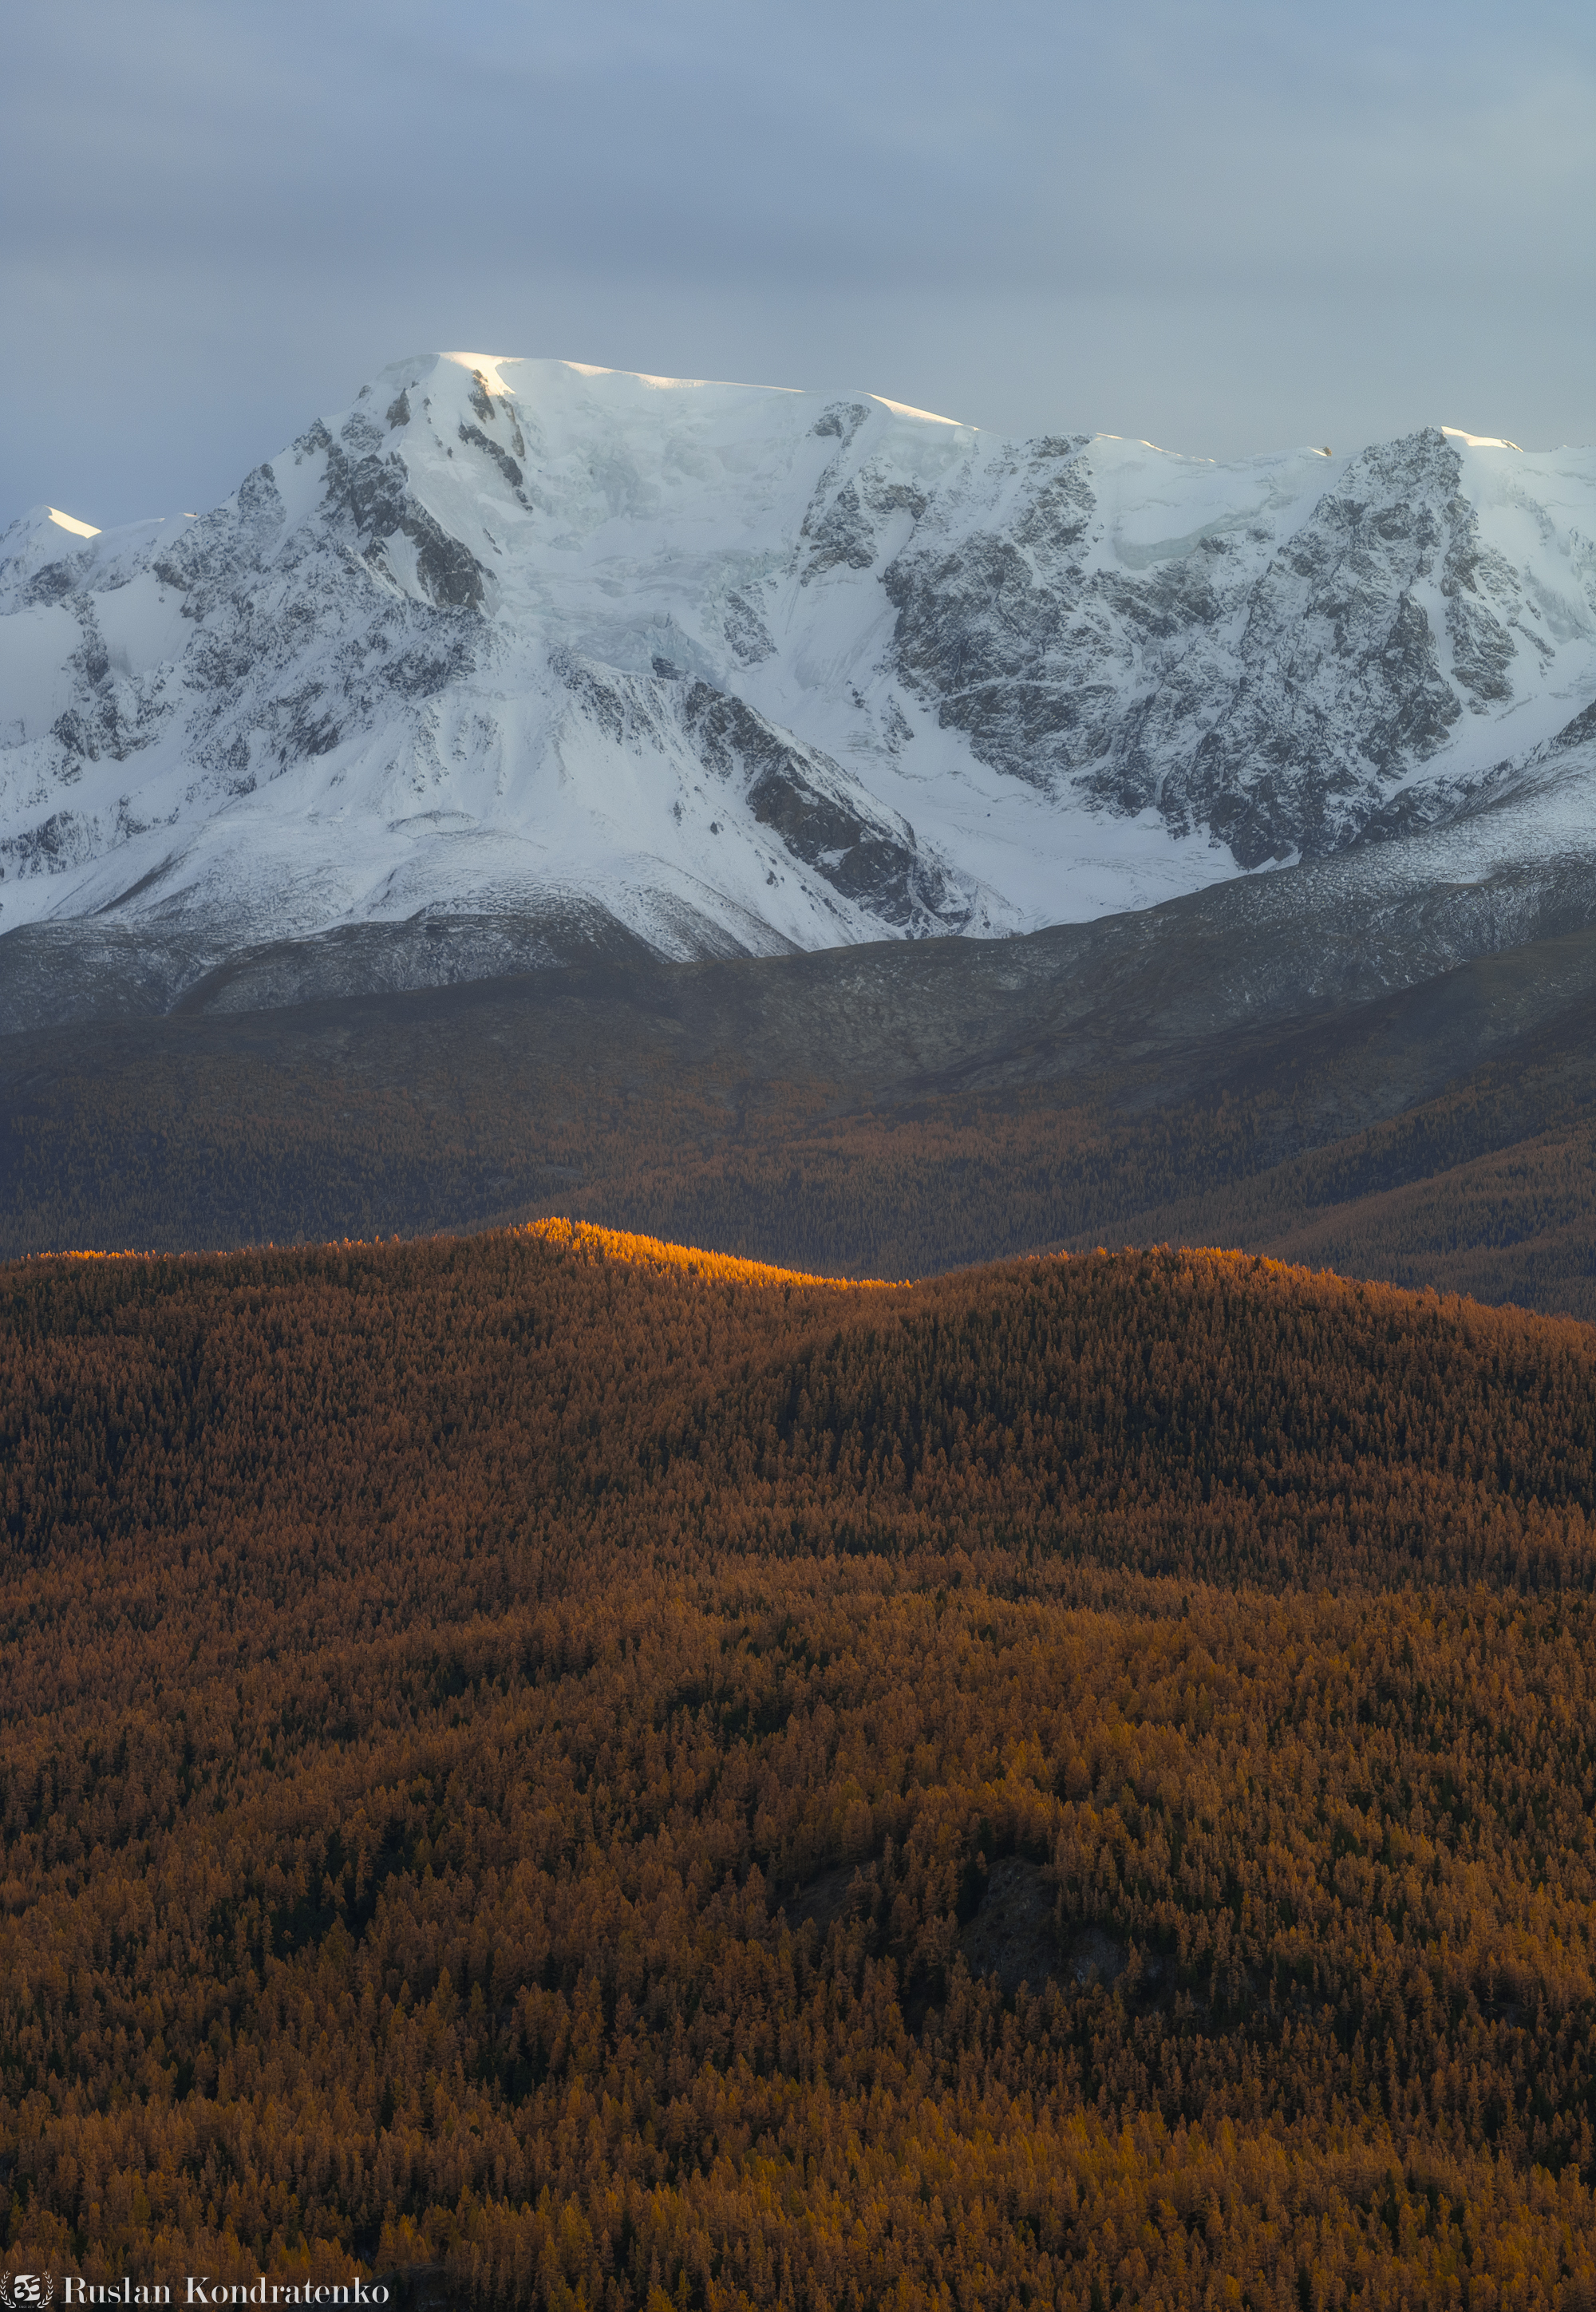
[4, 0, 1592, 527]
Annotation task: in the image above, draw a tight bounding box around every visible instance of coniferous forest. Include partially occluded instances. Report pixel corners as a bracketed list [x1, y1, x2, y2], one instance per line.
[6, 1222, 1596, 2304]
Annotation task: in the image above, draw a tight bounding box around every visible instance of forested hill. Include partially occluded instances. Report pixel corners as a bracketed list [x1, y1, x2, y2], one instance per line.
[6, 1227, 1596, 2303]
[7, 1224, 1594, 1603]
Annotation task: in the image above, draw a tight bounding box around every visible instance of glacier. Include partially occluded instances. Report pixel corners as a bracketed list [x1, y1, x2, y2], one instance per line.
[2, 350, 1594, 1019]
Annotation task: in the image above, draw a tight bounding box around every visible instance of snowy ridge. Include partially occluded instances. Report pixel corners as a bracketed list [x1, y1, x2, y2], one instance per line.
[1, 351, 1594, 1001]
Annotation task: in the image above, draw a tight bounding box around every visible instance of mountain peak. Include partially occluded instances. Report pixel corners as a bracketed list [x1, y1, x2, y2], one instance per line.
[2, 358, 1593, 1021]
[1442, 425, 1524, 451]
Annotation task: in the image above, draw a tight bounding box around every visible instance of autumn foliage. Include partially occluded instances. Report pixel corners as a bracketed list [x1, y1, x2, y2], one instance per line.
[6, 1229, 1596, 2305]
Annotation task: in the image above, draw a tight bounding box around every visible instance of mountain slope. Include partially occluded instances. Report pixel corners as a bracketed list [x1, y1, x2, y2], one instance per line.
[8, 857, 1596, 1319]
[2, 355, 1594, 1024]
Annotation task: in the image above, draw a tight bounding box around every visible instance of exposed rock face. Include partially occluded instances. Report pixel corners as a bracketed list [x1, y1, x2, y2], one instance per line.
[883, 423, 1559, 868]
[0, 355, 1591, 1017]
[677, 679, 966, 932]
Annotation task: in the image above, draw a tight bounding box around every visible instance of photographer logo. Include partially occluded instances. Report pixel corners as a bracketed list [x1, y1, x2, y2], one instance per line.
[2, 2279, 56, 2310]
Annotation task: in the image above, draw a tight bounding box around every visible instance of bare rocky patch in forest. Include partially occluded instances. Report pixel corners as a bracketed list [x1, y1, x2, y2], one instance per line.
[1066, 1922, 1128, 1988]
[958, 1856, 1065, 1995]
[774, 1860, 874, 1939]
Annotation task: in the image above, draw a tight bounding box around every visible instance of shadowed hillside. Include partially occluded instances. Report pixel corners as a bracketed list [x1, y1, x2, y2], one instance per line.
[6, 900, 1596, 1318]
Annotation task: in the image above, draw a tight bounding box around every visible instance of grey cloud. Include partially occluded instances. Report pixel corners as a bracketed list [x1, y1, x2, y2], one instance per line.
[2, 0, 1590, 525]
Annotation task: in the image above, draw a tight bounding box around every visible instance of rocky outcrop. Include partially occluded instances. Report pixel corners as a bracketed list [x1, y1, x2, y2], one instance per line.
[879, 425, 1561, 867]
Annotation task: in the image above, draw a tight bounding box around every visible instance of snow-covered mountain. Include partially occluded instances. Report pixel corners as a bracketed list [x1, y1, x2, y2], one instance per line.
[2, 351, 1594, 1011]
